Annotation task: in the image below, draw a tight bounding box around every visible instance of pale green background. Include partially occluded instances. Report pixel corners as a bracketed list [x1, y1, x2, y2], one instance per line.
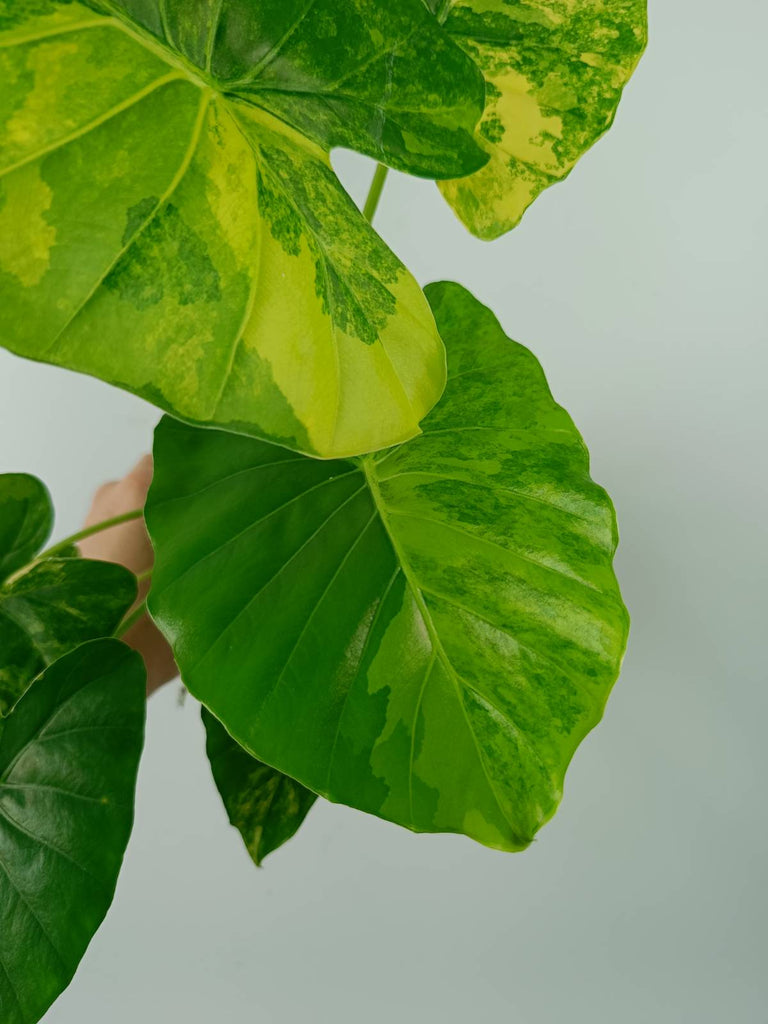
[1, 0, 766, 1020]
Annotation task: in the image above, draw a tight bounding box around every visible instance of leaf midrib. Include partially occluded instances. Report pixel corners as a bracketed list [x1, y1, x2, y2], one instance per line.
[85, 1, 215, 90]
[41, 88, 211, 359]
[361, 455, 529, 844]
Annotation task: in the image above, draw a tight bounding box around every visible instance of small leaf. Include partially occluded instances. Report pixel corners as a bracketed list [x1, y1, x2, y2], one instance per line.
[50, 544, 82, 560]
[203, 707, 316, 866]
[0, 475, 52, 583]
[0, 473, 138, 716]
[147, 281, 628, 852]
[0, 639, 145, 1024]
[0, 0, 488, 457]
[436, 0, 648, 238]
[0, 558, 137, 716]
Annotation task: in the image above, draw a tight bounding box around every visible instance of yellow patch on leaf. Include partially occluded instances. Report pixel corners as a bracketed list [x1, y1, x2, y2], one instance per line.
[0, 166, 56, 287]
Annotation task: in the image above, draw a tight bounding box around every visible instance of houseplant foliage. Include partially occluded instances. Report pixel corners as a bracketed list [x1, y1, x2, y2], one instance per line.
[146, 283, 628, 851]
[430, 0, 648, 238]
[0, 0, 487, 458]
[0, 0, 646, 1018]
[0, 474, 137, 715]
[0, 640, 146, 1024]
[203, 707, 317, 866]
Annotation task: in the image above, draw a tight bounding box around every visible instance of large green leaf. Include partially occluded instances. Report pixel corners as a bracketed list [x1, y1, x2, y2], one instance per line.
[0, 0, 487, 458]
[203, 707, 316, 866]
[435, 0, 647, 239]
[0, 474, 137, 716]
[0, 639, 145, 1024]
[146, 282, 628, 852]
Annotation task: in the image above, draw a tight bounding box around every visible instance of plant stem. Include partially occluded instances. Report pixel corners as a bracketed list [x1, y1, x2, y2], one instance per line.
[42, 509, 144, 559]
[116, 599, 148, 638]
[435, 0, 455, 24]
[363, 163, 390, 224]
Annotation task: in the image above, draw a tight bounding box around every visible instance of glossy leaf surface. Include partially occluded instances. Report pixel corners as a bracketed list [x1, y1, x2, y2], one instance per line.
[0, 0, 488, 457]
[436, 0, 647, 238]
[0, 475, 52, 582]
[203, 708, 316, 866]
[0, 639, 145, 1024]
[147, 282, 628, 851]
[0, 559, 137, 717]
[0, 474, 137, 716]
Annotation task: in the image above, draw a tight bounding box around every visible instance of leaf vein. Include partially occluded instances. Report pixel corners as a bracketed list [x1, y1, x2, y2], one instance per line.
[385, 509, 601, 592]
[42, 89, 211, 357]
[258, 509, 378, 717]
[158, 468, 361, 595]
[0, 71, 183, 180]
[192, 481, 368, 674]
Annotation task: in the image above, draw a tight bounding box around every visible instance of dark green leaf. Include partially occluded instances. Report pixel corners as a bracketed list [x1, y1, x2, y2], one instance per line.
[203, 707, 316, 866]
[0, 0, 487, 457]
[0, 473, 138, 716]
[0, 475, 52, 583]
[436, 0, 648, 238]
[147, 282, 628, 852]
[0, 639, 145, 1024]
[0, 558, 137, 716]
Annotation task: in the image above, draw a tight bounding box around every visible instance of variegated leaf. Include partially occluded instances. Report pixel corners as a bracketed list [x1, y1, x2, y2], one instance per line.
[0, 474, 51, 582]
[0, 558, 137, 716]
[0, 0, 488, 457]
[0, 473, 137, 715]
[203, 707, 316, 866]
[146, 282, 628, 852]
[436, 0, 647, 239]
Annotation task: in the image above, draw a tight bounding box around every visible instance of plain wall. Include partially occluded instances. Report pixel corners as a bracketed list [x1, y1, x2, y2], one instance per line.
[1, 0, 766, 1020]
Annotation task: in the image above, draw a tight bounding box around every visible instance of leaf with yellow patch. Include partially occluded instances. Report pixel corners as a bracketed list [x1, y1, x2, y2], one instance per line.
[0, 0, 488, 457]
[146, 282, 629, 852]
[435, 0, 647, 238]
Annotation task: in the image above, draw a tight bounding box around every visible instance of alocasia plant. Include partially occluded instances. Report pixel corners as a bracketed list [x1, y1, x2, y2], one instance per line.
[0, 0, 646, 1017]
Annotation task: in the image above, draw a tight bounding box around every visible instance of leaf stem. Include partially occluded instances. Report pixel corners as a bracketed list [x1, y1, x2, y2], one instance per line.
[42, 509, 144, 559]
[362, 163, 390, 224]
[116, 600, 148, 638]
[435, 0, 455, 24]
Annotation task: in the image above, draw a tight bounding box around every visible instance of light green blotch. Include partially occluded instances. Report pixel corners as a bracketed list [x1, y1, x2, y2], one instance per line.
[462, 807, 509, 849]
[0, 1, 97, 35]
[0, 164, 55, 286]
[4, 39, 81, 156]
[368, 584, 442, 828]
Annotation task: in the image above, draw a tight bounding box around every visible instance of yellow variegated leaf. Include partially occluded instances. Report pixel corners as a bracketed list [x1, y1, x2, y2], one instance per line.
[436, 0, 647, 239]
[0, 0, 488, 457]
[146, 283, 628, 853]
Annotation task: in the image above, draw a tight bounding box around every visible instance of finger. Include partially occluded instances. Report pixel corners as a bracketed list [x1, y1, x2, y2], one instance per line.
[126, 454, 154, 496]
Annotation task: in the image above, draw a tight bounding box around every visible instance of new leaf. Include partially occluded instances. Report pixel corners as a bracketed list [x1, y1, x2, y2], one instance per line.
[146, 282, 628, 852]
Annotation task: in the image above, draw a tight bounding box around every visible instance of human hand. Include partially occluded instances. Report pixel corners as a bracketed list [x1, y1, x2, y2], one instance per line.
[80, 455, 178, 695]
